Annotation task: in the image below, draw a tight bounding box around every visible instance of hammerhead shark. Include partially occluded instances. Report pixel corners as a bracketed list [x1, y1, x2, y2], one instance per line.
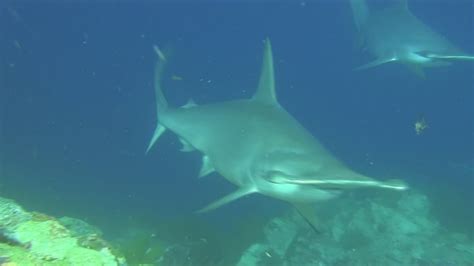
[147, 39, 407, 230]
[350, 0, 474, 76]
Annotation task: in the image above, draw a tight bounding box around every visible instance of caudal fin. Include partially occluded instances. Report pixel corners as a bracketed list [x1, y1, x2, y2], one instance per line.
[146, 45, 170, 154]
[152, 45, 169, 113]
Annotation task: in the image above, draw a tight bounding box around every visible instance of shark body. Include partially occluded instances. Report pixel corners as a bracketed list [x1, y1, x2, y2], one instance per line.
[350, 0, 474, 75]
[147, 39, 407, 230]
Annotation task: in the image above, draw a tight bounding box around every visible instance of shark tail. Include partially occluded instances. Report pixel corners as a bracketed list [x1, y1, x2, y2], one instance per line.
[146, 45, 170, 154]
[152, 45, 169, 113]
[350, 0, 370, 32]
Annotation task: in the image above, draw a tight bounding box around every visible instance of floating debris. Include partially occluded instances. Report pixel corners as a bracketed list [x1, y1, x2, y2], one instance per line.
[12, 40, 22, 51]
[415, 117, 428, 135]
[171, 75, 183, 81]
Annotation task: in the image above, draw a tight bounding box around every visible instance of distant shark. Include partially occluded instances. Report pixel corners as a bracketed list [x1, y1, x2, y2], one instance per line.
[147, 39, 407, 231]
[350, 0, 474, 76]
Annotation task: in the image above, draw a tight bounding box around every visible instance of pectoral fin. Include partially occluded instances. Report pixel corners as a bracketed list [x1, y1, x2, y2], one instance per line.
[198, 155, 215, 178]
[426, 54, 474, 61]
[355, 57, 397, 71]
[146, 123, 166, 154]
[292, 203, 322, 233]
[179, 138, 195, 152]
[196, 186, 257, 213]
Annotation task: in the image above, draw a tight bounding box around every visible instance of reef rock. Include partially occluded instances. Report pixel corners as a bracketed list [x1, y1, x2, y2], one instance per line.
[238, 191, 474, 266]
[0, 196, 126, 265]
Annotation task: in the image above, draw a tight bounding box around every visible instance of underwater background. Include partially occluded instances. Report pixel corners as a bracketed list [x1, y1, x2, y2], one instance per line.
[1, 1, 473, 264]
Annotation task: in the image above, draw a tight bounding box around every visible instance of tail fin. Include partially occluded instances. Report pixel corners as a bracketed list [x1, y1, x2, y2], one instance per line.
[152, 45, 169, 113]
[146, 45, 170, 154]
[350, 0, 370, 32]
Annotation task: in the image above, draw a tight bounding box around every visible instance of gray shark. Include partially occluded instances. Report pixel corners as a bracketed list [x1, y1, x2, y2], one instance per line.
[350, 0, 474, 76]
[147, 39, 407, 230]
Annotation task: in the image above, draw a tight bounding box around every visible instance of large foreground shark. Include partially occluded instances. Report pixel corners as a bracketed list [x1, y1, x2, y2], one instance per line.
[147, 39, 407, 230]
[350, 0, 474, 75]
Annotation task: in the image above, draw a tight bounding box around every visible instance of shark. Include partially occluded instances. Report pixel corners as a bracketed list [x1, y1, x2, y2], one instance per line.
[147, 39, 408, 230]
[350, 0, 474, 76]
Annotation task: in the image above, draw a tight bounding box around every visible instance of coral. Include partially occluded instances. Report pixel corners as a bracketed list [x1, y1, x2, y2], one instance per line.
[238, 191, 474, 266]
[0, 196, 126, 265]
[0, 198, 32, 230]
[59, 216, 103, 238]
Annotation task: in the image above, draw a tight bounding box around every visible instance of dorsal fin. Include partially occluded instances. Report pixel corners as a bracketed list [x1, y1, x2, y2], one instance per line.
[252, 38, 278, 105]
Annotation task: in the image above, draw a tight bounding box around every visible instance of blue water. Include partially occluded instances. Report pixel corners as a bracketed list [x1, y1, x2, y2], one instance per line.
[1, 0, 473, 262]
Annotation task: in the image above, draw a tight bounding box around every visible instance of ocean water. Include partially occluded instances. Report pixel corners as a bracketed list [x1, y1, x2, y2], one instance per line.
[1, 1, 473, 264]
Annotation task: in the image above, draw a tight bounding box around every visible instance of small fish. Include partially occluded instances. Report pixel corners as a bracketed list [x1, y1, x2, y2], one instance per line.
[145, 247, 152, 254]
[171, 75, 183, 81]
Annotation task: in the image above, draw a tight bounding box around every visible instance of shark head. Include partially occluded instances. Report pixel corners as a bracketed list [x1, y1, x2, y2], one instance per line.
[251, 147, 407, 205]
[397, 47, 455, 67]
